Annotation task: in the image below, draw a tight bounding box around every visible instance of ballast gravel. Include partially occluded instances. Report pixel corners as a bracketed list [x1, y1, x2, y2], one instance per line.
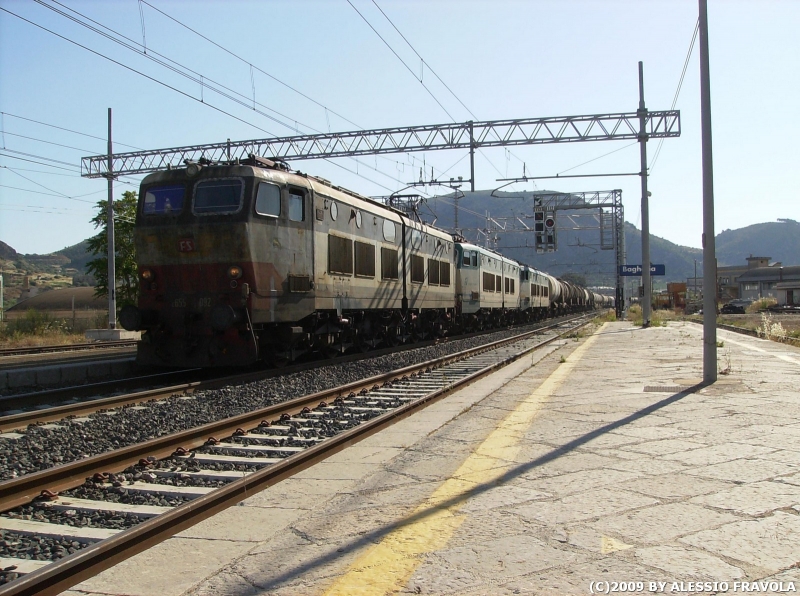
[0, 325, 552, 481]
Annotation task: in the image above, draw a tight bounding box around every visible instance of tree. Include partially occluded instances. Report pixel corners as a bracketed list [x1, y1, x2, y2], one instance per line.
[86, 191, 138, 308]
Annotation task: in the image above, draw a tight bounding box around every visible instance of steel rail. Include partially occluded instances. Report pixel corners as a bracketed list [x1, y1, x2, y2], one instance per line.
[0, 333, 443, 424]
[0, 315, 576, 429]
[0, 315, 593, 596]
[0, 316, 584, 509]
[0, 341, 137, 358]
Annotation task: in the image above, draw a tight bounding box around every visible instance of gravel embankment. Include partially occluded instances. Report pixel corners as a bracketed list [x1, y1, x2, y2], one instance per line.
[0, 324, 555, 481]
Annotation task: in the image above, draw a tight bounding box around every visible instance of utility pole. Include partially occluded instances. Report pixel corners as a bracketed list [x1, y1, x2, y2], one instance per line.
[700, 0, 717, 382]
[638, 61, 651, 327]
[106, 108, 117, 330]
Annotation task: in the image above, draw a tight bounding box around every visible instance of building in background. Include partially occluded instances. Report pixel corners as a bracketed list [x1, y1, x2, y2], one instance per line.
[737, 265, 800, 303]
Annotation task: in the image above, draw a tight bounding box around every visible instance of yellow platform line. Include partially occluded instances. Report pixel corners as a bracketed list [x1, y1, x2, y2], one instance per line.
[323, 325, 605, 596]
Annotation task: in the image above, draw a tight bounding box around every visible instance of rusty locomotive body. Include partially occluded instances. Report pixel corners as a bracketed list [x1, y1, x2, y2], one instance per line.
[120, 157, 612, 367]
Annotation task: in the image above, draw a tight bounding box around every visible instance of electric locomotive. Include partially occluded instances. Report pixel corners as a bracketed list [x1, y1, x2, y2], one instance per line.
[120, 156, 612, 367]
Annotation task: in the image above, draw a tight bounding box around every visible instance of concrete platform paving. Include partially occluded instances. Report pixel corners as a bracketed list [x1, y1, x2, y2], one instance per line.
[63, 321, 800, 596]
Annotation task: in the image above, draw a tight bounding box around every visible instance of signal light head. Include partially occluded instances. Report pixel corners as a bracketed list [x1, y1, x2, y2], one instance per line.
[545, 217, 555, 229]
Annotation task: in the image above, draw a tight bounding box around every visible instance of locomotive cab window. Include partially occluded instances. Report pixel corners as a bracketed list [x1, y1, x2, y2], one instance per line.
[193, 178, 243, 215]
[288, 190, 305, 222]
[143, 185, 185, 215]
[255, 182, 281, 217]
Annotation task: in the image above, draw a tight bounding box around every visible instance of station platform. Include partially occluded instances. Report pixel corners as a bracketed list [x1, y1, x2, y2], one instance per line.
[65, 321, 800, 596]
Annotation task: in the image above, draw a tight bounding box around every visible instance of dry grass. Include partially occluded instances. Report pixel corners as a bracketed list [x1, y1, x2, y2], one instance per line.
[627, 305, 668, 327]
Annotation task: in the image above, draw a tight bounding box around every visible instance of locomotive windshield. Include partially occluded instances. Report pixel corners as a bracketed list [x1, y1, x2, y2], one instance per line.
[143, 185, 185, 215]
[193, 178, 244, 215]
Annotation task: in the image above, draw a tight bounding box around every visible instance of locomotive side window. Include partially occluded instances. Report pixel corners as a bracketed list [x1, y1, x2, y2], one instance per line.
[143, 185, 184, 215]
[428, 259, 440, 285]
[462, 251, 471, 267]
[440, 262, 450, 287]
[381, 248, 399, 280]
[288, 191, 305, 222]
[255, 182, 281, 217]
[483, 272, 494, 292]
[354, 241, 375, 278]
[471, 252, 478, 267]
[193, 178, 243, 214]
[383, 220, 396, 242]
[410, 255, 424, 283]
[328, 235, 353, 275]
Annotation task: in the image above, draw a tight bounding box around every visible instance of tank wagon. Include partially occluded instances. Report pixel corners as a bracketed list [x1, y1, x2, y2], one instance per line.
[120, 156, 612, 367]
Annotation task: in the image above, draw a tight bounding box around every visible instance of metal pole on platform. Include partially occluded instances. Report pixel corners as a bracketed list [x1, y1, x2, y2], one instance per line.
[637, 61, 651, 327]
[106, 108, 117, 330]
[699, 0, 717, 382]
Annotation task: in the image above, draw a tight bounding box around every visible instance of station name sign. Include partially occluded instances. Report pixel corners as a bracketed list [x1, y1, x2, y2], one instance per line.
[619, 264, 666, 276]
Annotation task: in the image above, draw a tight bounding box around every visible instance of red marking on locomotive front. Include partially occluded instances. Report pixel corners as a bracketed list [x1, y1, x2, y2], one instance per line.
[178, 239, 195, 252]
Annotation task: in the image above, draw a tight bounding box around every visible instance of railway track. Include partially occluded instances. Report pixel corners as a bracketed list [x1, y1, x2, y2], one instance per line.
[0, 314, 592, 595]
[0, 341, 137, 358]
[0, 314, 581, 420]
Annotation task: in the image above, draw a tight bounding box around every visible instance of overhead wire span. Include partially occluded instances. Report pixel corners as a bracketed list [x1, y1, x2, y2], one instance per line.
[35, 0, 424, 191]
[139, 0, 362, 131]
[0, 148, 79, 168]
[650, 18, 698, 174]
[359, 0, 509, 185]
[1, 131, 98, 154]
[556, 142, 639, 176]
[0, 183, 103, 202]
[33, 0, 297, 133]
[137, 0, 448, 188]
[0, 6, 281, 137]
[1, 112, 144, 150]
[346, 0, 457, 122]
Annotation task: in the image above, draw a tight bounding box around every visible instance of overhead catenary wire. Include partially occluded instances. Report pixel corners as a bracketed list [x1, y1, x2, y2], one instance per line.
[0, 6, 282, 139]
[370, 0, 525, 172]
[351, 1, 506, 183]
[52, 1, 438, 194]
[1, 131, 98, 154]
[30, 0, 426, 192]
[0, 183, 102, 202]
[346, 0, 457, 122]
[31, 0, 295, 133]
[139, 0, 363, 131]
[1, 111, 144, 150]
[650, 18, 699, 174]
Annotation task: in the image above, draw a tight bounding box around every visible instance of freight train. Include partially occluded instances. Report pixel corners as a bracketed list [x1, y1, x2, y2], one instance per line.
[119, 156, 613, 367]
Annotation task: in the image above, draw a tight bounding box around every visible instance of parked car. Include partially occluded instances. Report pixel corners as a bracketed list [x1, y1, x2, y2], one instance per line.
[721, 301, 748, 314]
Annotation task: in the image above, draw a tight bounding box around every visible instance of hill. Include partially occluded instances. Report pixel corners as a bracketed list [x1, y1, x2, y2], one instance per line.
[716, 219, 800, 266]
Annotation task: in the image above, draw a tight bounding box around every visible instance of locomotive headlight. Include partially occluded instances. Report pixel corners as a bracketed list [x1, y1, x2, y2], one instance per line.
[141, 269, 154, 281]
[227, 265, 243, 279]
[186, 161, 202, 177]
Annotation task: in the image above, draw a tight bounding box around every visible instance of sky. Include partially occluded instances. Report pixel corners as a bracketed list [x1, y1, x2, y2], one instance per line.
[0, 0, 798, 256]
